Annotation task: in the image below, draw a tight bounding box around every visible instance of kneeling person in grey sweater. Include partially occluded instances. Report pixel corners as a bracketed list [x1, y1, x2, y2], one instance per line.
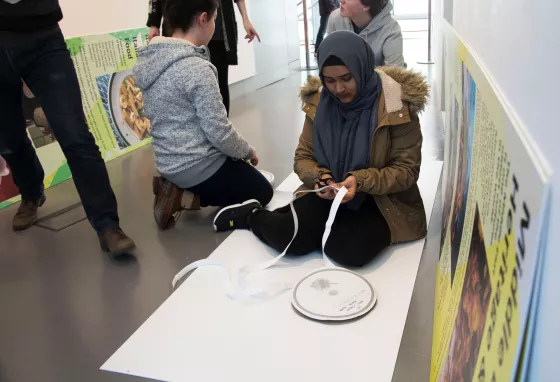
[134, 0, 272, 229]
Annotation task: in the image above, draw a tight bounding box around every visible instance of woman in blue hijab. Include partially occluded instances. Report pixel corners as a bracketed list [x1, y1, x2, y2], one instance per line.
[214, 32, 429, 267]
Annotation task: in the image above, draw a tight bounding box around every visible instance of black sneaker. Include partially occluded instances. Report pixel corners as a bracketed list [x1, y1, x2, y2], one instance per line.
[213, 199, 262, 232]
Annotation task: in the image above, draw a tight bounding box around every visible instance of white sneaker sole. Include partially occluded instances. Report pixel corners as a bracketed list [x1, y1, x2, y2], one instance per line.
[213, 199, 260, 232]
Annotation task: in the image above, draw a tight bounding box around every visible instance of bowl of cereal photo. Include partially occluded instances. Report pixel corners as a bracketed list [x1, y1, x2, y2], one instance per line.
[97, 69, 151, 149]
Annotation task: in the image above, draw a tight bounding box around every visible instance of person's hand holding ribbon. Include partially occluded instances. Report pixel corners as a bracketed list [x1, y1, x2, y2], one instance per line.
[337, 176, 357, 203]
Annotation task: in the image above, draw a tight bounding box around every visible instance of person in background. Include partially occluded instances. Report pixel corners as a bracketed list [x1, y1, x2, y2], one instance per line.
[328, 0, 404, 67]
[134, 0, 273, 230]
[0, 0, 135, 255]
[213, 32, 427, 267]
[146, 0, 260, 116]
[314, 0, 340, 56]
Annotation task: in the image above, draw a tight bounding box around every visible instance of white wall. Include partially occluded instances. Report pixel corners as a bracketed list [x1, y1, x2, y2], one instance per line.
[232, 0, 295, 92]
[58, 0, 298, 87]
[285, 0, 301, 63]
[228, 6, 256, 84]
[59, 0, 148, 37]
[434, 0, 560, 379]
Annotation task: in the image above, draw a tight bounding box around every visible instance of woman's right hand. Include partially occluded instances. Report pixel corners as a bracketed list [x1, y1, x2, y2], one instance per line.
[315, 175, 336, 200]
[148, 26, 160, 42]
[250, 150, 259, 167]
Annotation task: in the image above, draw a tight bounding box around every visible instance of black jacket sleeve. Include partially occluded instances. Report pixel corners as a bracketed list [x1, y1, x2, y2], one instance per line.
[327, 0, 339, 12]
[147, 0, 163, 28]
[319, 0, 339, 16]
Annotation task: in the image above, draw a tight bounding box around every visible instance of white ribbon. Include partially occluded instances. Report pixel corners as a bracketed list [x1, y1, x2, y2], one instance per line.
[172, 186, 348, 299]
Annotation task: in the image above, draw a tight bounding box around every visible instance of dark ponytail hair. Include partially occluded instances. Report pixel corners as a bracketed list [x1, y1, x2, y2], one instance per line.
[360, 0, 389, 18]
[164, 0, 219, 33]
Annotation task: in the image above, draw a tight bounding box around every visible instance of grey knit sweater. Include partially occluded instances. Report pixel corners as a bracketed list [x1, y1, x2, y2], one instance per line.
[133, 37, 253, 188]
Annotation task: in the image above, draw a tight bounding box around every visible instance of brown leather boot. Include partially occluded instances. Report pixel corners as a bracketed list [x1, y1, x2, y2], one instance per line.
[99, 228, 136, 256]
[152, 176, 184, 230]
[13, 194, 46, 231]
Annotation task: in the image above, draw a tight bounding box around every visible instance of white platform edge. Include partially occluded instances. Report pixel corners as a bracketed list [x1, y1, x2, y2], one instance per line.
[101, 161, 443, 382]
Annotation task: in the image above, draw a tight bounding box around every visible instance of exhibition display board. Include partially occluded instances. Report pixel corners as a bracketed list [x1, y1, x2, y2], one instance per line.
[0, 28, 150, 209]
[430, 23, 550, 382]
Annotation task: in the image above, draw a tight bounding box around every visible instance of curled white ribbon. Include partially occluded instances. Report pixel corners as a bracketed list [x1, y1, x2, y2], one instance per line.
[172, 185, 348, 299]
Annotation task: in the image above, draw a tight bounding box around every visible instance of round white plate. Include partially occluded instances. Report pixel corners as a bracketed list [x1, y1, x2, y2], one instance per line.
[109, 69, 142, 147]
[259, 170, 275, 186]
[292, 268, 377, 321]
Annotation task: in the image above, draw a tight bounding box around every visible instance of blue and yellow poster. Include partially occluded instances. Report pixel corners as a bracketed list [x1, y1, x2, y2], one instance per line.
[431, 22, 550, 382]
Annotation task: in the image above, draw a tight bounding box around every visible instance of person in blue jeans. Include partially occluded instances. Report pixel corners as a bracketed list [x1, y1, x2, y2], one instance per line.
[0, 0, 135, 256]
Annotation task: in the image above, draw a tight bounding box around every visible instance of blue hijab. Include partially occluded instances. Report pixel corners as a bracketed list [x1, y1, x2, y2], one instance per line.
[314, 31, 381, 209]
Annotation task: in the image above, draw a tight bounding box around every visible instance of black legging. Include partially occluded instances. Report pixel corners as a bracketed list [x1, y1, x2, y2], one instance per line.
[315, 14, 329, 52]
[208, 40, 230, 116]
[249, 193, 391, 267]
[186, 157, 273, 208]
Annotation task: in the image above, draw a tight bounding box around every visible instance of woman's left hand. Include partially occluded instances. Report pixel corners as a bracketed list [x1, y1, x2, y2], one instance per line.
[337, 176, 358, 204]
[243, 21, 261, 43]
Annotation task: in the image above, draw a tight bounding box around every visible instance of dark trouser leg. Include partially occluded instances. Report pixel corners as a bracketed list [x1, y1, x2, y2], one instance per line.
[0, 48, 45, 201]
[208, 40, 230, 116]
[325, 196, 391, 267]
[10, 31, 119, 234]
[315, 15, 329, 52]
[187, 157, 273, 207]
[249, 194, 332, 256]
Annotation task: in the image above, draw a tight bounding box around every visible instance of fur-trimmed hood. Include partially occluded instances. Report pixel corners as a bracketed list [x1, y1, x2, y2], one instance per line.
[299, 66, 429, 116]
[295, 66, 427, 243]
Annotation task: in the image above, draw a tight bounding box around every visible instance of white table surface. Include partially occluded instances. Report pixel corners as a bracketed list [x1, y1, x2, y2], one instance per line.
[102, 161, 443, 382]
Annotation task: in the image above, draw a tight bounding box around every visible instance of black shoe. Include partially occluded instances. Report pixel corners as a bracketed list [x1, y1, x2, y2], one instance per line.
[213, 199, 262, 232]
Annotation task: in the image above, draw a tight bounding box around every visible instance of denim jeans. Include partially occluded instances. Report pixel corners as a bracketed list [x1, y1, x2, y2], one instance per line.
[0, 29, 119, 234]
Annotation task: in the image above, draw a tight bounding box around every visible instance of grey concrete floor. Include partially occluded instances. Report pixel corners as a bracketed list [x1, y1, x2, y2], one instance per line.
[0, 61, 443, 381]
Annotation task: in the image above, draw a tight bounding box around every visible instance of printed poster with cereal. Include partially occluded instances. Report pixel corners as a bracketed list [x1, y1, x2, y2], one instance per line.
[66, 28, 151, 154]
[0, 28, 151, 210]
